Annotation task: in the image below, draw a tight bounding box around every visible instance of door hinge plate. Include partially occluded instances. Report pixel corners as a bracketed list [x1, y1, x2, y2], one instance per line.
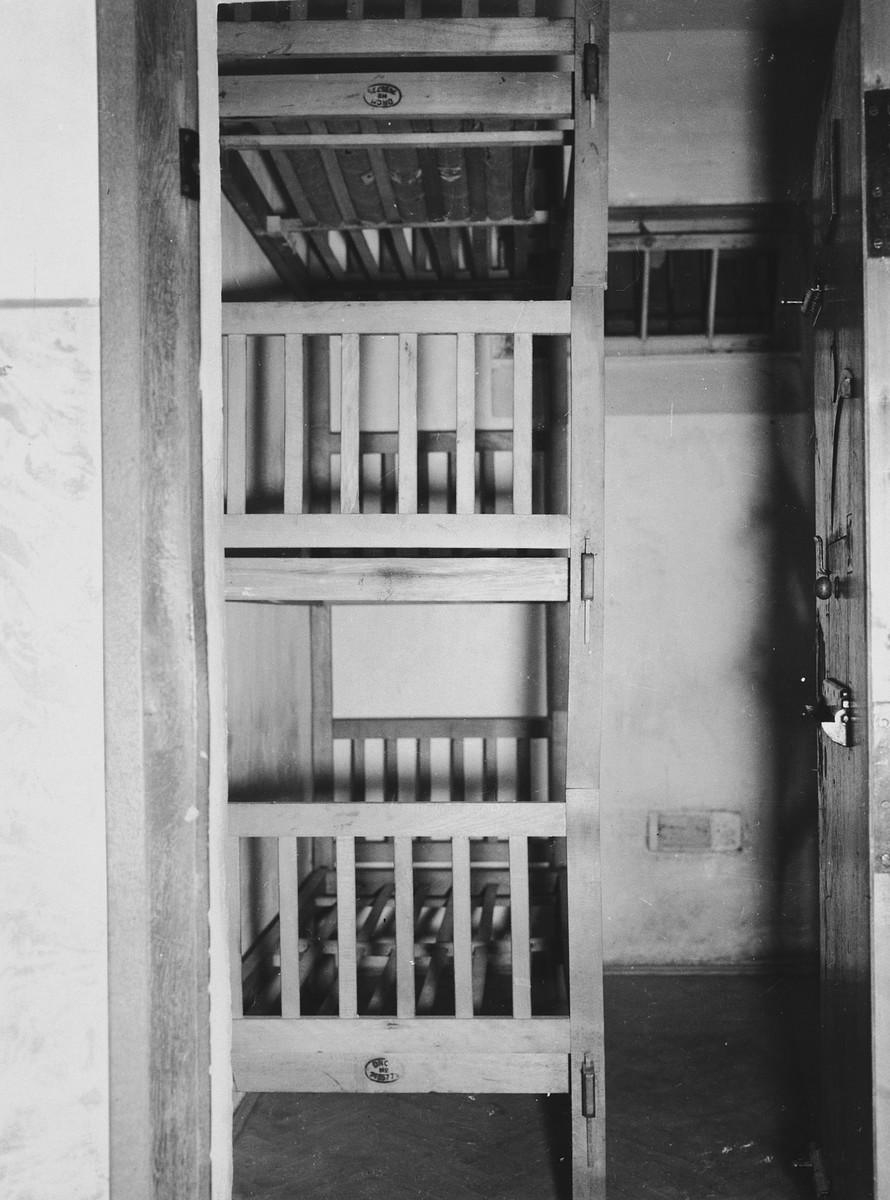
[865, 90, 890, 256]
[179, 128, 200, 201]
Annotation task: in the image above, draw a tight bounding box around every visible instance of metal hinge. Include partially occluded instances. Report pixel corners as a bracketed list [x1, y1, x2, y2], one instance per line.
[865, 90, 890, 256]
[803, 678, 854, 747]
[582, 43, 600, 101]
[179, 128, 200, 201]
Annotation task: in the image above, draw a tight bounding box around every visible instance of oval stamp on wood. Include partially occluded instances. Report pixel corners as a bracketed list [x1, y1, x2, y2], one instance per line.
[364, 1056, 403, 1084]
[363, 82, 402, 109]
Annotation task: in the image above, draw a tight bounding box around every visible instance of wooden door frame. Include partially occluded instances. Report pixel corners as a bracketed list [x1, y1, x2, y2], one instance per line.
[97, 0, 230, 1195]
[862, 0, 890, 1184]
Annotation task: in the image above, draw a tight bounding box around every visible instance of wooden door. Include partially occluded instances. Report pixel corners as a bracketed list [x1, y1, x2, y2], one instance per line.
[809, 0, 890, 1193]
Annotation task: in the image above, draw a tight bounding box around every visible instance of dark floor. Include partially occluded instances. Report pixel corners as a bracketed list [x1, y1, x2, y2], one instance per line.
[233, 974, 820, 1199]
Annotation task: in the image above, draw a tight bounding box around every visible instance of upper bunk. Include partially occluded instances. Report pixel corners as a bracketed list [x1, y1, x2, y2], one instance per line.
[218, 1, 600, 599]
[217, 0, 586, 300]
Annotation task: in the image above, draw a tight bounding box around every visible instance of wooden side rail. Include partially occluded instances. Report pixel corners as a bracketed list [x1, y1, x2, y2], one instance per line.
[223, 307, 568, 535]
[228, 803, 565, 1024]
[218, 19, 575, 62]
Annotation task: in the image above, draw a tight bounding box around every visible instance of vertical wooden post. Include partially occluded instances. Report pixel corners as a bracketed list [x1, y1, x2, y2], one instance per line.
[97, 0, 210, 1194]
[225, 334, 248, 514]
[455, 333, 476, 514]
[398, 333, 419, 514]
[283, 334, 305, 514]
[565, 1, 608, 1195]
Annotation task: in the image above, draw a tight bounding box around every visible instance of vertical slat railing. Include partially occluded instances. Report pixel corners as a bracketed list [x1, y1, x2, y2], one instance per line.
[228, 838, 243, 1017]
[335, 836, 358, 1017]
[225, 334, 247, 515]
[451, 837, 474, 1016]
[509, 836, 532, 1017]
[394, 836, 416, 1016]
[513, 333, 533, 514]
[398, 333, 418, 514]
[283, 334, 304, 514]
[278, 838, 301, 1017]
[706, 248, 720, 346]
[455, 334, 476, 514]
[340, 333, 361, 514]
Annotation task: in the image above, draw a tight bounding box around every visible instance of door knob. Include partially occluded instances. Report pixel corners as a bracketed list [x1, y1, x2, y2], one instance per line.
[813, 536, 834, 599]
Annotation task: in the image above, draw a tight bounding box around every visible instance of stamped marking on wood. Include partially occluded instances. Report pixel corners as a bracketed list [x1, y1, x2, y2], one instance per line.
[363, 82, 402, 109]
[364, 1056, 403, 1084]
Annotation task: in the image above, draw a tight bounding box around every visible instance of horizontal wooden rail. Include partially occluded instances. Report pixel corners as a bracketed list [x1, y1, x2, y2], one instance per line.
[217, 18, 575, 60]
[220, 72, 572, 122]
[222, 132, 569, 151]
[224, 514, 571, 550]
[229, 801, 566, 839]
[222, 300, 571, 336]
[225, 557, 567, 603]
[332, 716, 549, 739]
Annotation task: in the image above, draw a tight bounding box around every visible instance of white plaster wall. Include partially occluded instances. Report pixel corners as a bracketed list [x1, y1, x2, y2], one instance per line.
[0, 4, 108, 1199]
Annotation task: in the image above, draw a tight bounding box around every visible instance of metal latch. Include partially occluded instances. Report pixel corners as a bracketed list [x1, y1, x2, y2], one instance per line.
[865, 90, 890, 256]
[582, 43, 600, 101]
[804, 678, 854, 747]
[179, 128, 200, 201]
[581, 538, 595, 645]
[580, 1053, 596, 1118]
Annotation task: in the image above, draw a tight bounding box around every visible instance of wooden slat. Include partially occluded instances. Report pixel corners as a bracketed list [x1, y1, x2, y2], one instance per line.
[225, 512, 570, 550]
[334, 716, 549, 740]
[394, 836, 416, 1017]
[310, 605, 334, 875]
[509, 836, 532, 1018]
[228, 838, 243, 1018]
[283, 335, 304, 514]
[230, 801, 566, 840]
[455, 334, 476, 515]
[512, 332, 534, 514]
[335, 837, 358, 1018]
[217, 19, 575, 60]
[398, 334, 418, 514]
[225, 334, 247, 515]
[472, 883, 498, 1010]
[227, 131, 568, 150]
[223, 300, 571, 336]
[417, 890, 454, 1013]
[225, 556, 567, 603]
[706, 248, 720, 344]
[451, 839, 474, 1017]
[278, 839, 301, 1017]
[451, 738, 466, 804]
[339, 334, 361, 515]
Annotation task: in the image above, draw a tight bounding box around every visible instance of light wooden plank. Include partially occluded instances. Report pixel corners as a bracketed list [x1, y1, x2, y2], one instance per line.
[334, 716, 549, 740]
[455, 334, 476, 515]
[339, 334, 361, 515]
[217, 18, 574, 59]
[310, 605, 334, 874]
[235, 1015, 569, 1053]
[228, 838, 243, 1018]
[394, 837, 416, 1017]
[398, 334, 418, 514]
[225, 556, 568, 603]
[226, 131, 568, 150]
[706, 248, 720, 344]
[335, 837, 358, 1018]
[225, 334, 247, 515]
[510, 836, 532, 1018]
[232, 1049, 568, 1095]
[283, 334, 304, 514]
[223, 300, 571, 336]
[225, 512, 570, 550]
[452, 839, 473, 1017]
[278, 839, 301, 1017]
[220, 72, 571, 122]
[230, 801, 566, 840]
[512, 333, 534, 515]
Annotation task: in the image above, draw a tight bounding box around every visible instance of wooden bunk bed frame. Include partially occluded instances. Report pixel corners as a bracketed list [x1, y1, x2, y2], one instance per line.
[221, 4, 608, 1195]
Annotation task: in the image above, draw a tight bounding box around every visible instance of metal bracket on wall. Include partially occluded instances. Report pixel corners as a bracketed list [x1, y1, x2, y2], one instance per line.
[865, 90, 890, 256]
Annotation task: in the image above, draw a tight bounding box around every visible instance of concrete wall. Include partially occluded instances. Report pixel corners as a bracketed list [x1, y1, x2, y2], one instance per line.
[0, 3, 108, 1198]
